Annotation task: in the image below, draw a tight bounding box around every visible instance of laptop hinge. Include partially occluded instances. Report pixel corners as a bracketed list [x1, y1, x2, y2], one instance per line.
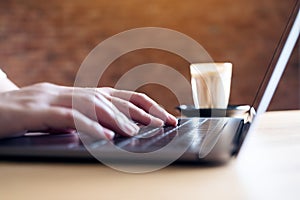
[231, 114, 253, 157]
[244, 106, 256, 124]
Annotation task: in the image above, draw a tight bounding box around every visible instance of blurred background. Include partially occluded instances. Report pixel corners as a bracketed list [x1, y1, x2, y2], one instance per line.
[0, 0, 299, 115]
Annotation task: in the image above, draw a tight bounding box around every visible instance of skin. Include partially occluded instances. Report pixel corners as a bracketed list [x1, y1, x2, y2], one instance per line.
[0, 78, 177, 140]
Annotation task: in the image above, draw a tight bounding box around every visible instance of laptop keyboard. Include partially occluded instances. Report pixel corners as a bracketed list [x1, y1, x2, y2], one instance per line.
[112, 118, 200, 152]
[0, 118, 230, 157]
[88, 118, 229, 153]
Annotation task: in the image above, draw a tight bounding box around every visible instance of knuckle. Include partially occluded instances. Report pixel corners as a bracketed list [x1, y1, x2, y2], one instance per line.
[55, 108, 75, 122]
[34, 82, 55, 89]
[73, 92, 96, 106]
[90, 121, 102, 131]
[82, 95, 96, 104]
[116, 99, 131, 107]
[136, 92, 148, 100]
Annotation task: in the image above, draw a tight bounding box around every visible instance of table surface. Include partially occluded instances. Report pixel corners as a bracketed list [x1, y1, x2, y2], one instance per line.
[1, 110, 300, 200]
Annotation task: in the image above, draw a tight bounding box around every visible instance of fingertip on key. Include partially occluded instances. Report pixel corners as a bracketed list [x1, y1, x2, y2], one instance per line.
[167, 114, 178, 126]
[104, 129, 115, 140]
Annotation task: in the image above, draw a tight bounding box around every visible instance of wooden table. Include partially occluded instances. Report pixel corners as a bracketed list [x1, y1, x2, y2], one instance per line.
[1, 110, 300, 200]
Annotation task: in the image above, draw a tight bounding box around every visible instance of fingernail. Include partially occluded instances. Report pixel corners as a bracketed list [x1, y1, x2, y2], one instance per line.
[104, 130, 115, 140]
[116, 113, 140, 136]
[150, 118, 164, 127]
[124, 122, 140, 136]
[168, 113, 178, 126]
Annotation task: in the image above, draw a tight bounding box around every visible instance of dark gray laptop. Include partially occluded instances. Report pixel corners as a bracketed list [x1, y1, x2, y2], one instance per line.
[0, 5, 298, 165]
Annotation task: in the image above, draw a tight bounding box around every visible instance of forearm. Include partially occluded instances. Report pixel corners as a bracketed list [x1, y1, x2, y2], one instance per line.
[0, 69, 19, 92]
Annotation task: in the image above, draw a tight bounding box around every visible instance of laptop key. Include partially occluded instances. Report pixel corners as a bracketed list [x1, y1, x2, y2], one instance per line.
[115, 118, 206, 153]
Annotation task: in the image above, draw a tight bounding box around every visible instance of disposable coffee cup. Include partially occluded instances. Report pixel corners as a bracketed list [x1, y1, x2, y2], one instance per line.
[190, 62, 232, 109]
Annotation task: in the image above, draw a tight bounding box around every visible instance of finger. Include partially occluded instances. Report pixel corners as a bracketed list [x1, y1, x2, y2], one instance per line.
[28, 107, 115, 140]
[92, 93, 140, 136]
[110, 96, 164, 126]
[53, 89, 140, 137]
[107, 89, 177, 126]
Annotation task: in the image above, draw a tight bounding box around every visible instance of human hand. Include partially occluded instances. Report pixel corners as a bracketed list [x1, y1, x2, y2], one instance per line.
[0, 83, 177, 139]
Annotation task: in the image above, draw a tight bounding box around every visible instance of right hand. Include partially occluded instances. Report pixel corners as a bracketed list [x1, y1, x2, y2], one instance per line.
[0, 83, 177, 140]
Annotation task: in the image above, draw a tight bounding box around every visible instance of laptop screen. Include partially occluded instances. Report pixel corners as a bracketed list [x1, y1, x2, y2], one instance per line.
[250, 2, 299, 115]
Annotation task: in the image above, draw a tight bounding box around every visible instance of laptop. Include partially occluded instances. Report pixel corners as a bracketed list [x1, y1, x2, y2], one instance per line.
[0, 4, 298, 166]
